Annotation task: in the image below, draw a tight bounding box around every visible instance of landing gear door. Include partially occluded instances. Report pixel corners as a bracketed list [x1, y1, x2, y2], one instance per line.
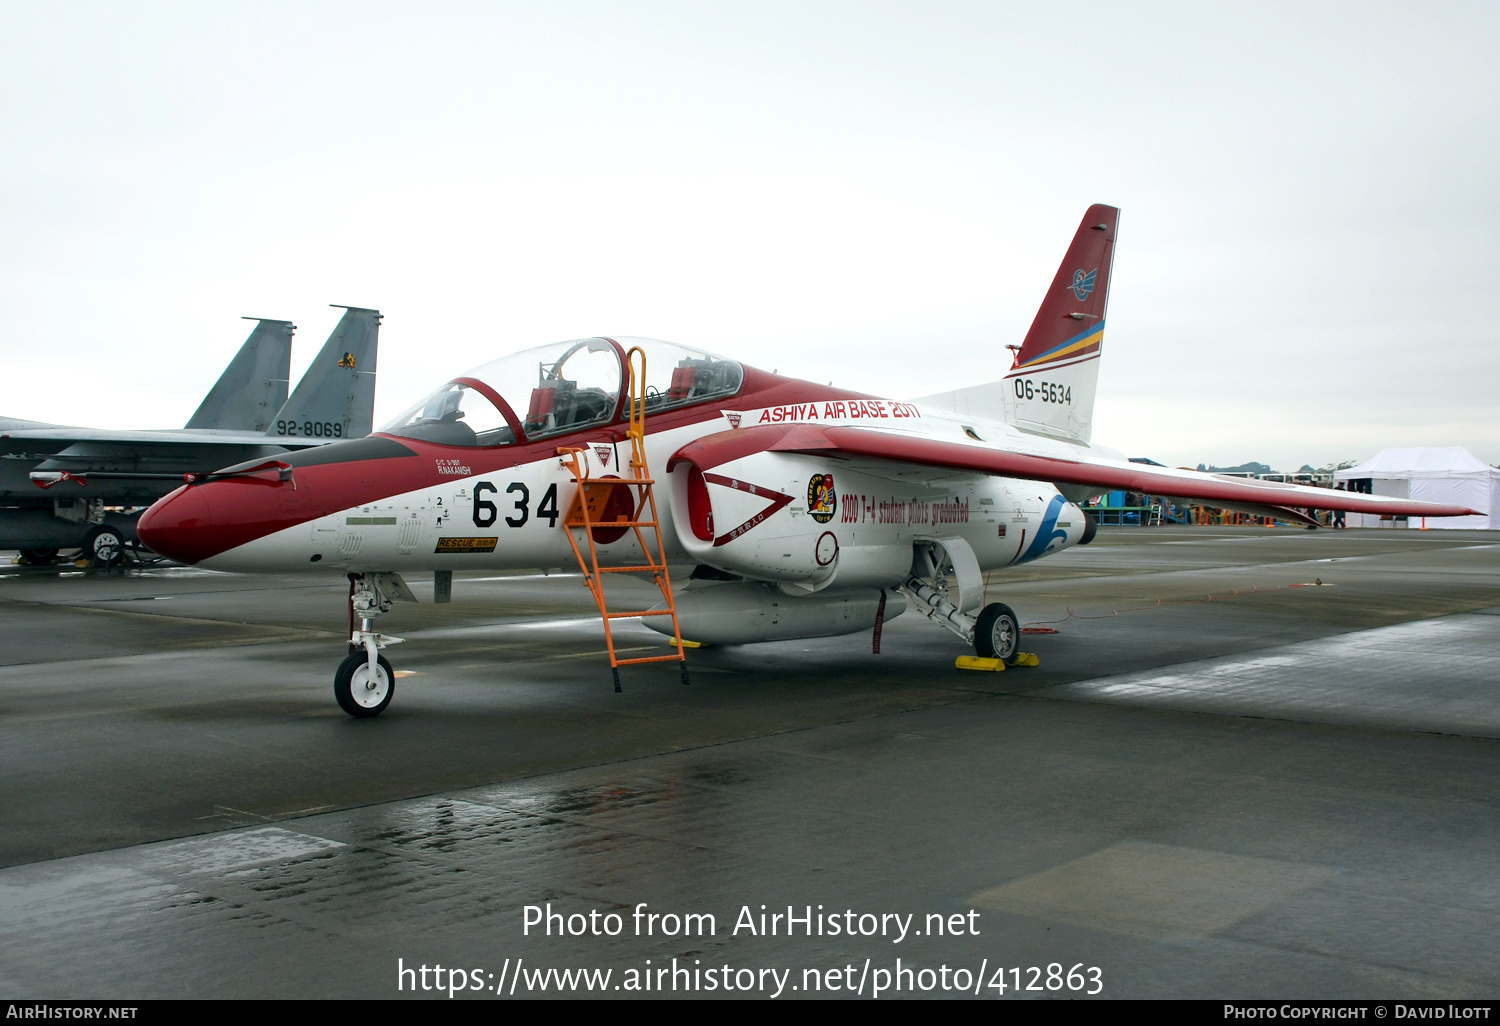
[936, 536, 984, 614]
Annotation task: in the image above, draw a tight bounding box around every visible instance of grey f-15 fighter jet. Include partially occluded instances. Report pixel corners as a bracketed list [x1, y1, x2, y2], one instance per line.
[1, 305, 381, 565]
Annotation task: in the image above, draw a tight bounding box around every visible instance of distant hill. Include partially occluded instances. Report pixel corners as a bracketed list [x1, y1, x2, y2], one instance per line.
[1196, 461, 1275, 475]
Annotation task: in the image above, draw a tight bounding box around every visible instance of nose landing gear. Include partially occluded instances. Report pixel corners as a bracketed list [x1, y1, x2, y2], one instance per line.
[335, 650, 394, 717]
[336, 573, 411, 718]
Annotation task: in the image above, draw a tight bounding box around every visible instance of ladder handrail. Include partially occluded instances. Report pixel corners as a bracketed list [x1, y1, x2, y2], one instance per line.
[626, 345, 647, 451]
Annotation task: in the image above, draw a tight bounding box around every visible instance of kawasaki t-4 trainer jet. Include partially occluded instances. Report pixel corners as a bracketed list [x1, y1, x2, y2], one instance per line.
[137, 206, 1479, 717]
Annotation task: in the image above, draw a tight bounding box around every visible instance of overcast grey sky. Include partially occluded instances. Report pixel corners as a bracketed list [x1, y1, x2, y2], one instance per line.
[2, 1, 1496, 470]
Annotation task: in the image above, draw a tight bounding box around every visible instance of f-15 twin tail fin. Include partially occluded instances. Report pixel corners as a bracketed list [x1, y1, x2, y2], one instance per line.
[266, 306, 381, 442]
[918, 204, 1119, 444]
[184, 318, 294, 432]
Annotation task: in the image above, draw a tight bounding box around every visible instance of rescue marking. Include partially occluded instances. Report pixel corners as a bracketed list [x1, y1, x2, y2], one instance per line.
[435, 537, 497, 553]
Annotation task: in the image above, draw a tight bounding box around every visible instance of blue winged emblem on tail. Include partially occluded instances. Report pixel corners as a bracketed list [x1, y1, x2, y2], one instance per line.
[1070, 268, 1097, 301]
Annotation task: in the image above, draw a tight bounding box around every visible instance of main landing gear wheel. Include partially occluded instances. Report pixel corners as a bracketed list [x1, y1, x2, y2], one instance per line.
[18, 547, 58, 565]
[974, 602, 1021, 664]
[335, 651, 394, 718]
[83, 526, 125, 567]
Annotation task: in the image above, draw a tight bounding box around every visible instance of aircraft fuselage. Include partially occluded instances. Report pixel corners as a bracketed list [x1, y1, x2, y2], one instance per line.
[164, 388, 1091, 584]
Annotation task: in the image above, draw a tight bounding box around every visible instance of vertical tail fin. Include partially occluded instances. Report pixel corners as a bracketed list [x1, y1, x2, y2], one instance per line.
[267, 306, 380, 441]
[913, 204, 1119, 444]
[184, 318, 294, 431]
[1002, 204, 1118, 442]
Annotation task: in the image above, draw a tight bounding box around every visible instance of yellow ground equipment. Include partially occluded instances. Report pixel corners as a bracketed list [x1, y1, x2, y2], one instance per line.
[955, 653, 1041, 672]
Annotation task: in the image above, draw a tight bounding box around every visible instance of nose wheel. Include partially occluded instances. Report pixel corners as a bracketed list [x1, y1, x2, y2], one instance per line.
[335, 651, 394, 717]
[336, 573, 407, 718]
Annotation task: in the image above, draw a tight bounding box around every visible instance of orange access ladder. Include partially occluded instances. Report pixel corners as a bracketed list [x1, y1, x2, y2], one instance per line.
[558, 346, 688, 692]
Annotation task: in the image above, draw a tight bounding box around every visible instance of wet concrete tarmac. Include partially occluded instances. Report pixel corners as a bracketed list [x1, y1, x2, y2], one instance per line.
[1, 527, 1498, 998]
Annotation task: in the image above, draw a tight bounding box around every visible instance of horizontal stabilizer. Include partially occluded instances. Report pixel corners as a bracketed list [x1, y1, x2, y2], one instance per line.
[185, 319, 294, 431]
[268, 306, 380, 442]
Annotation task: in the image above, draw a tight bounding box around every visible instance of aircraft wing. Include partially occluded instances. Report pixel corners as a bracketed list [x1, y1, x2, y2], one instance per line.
[668, 424, 1483, 521]
[0, 426, 316, 501]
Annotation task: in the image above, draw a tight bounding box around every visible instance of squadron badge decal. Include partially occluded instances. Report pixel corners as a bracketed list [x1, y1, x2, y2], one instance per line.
[808, 473, 837, 524]
[1069, 268, 1097, 301]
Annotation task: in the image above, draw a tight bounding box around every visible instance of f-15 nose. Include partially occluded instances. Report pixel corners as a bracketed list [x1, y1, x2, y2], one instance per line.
[137, 485, 219, 564]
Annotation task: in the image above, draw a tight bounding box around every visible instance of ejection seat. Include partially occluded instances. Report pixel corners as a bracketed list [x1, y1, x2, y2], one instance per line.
[526, 384, 557, 436]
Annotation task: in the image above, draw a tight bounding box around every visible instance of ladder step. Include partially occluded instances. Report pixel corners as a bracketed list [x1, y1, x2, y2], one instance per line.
[565, 520, 658, 529]
[614, 654, 688, 667]
[596, 565, 664, 574]
[604, 609, 675, 619]
[569, 477, 657, 486]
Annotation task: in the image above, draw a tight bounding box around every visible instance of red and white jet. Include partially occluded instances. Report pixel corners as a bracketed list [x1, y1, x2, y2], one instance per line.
[138, 205, 1479, 716]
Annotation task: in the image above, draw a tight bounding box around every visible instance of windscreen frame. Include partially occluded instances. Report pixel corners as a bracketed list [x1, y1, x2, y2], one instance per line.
[451, 376, 526, 443]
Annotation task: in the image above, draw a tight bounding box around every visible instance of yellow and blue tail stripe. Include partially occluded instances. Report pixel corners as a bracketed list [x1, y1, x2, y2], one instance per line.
[1016, 321, 1105, 370]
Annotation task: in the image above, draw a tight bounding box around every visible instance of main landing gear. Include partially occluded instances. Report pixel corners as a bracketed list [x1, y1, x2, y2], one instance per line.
[898, 541, 1025, 666]
[335, 573, 412, 718]
[82, 525, 126, 568]
[974, 602, 1021, 663]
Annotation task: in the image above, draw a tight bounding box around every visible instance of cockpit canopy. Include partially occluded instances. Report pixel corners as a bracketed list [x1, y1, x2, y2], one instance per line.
[381, 337, 744, 448]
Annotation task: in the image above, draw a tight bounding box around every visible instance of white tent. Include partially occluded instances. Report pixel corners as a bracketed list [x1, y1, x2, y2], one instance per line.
[1333, 447, 1499, 529]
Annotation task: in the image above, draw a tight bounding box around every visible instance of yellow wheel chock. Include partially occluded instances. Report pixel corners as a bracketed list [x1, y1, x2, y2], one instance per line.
[955, 653, 1040, 672]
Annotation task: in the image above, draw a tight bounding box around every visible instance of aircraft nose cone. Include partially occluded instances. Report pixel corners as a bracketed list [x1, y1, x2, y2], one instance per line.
[137, 485, 218, 564]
